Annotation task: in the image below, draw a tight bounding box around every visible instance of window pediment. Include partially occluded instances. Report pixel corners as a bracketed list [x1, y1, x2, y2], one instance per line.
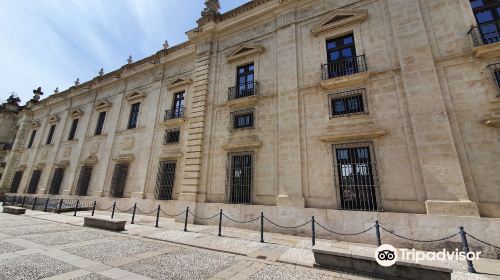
[311, 9, 368, 36]
[69, 109, 83, 118]
[48, 115, 60, 124]
[125, 91, 146, 102]
[95, 100, 112, 111]
[113, 154, 135, 163]
[226, 44, 264, 63]
[82, 154, 98, 165]
[167, 77, 193, 90]
[30, 121, 41, 129]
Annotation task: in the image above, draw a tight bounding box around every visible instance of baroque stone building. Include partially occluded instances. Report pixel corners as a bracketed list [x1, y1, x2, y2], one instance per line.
[1, 0, 500, 242]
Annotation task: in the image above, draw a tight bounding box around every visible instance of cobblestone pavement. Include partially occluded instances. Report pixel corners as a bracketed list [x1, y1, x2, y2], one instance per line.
[1, 206, 499, 279]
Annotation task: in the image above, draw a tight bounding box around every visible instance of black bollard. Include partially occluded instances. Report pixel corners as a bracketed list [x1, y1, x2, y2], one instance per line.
[11, 195, 16, 206]
[21, 196, 26, 208]
[131, 203, 137, 224]
[184, 207, 189, 232]
[218, 209, 223, 237]
[74, 200, 80, 216]
[44, 197, 49, 212]
[155, 205, 160, 228]
[312, 216, 316, 246]
[375, 220, 382, 247]
[58, 199, 63, 214]
[32, 197, 38, 210]
[459, 226, 476, 273]
[111, 202, 116, 219]
[260, 212, 264, 243]
[91, 201, 96, 216]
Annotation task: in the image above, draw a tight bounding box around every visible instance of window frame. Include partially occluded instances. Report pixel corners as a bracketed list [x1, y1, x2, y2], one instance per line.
[27, 130, 37, 148]
[68, 119, 79, 140]
[127, 102, 141, 129]
[95, 111, 107, 136]
[46, 125, 56, 145]
[230, 108, 255, 130]
[164, 128, 181, 145]
[328, 88, 368, 118]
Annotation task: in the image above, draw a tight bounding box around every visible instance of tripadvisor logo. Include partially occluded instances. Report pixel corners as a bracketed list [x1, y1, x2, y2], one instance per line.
[375, 244, 481, 266]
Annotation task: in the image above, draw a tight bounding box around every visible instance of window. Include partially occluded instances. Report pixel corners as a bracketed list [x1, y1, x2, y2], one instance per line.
[329, 88, 368, 117]
[233, 63, 255, 99]
[322, 34, 366, 80]
[155, 161, 176, 200]
[165, 92, 185, 120]
[128, 103, 140, 129]
[333, 142, 380, 211]
[231, 108, 254, 130]
[68, 119, 79, 140]
[164, 128, 180, 144]
[469, 0, 500, 45]
[48, 168, 65, 195]
[226, 153, 252, 204]
[9, 171, 23, 193]
[75, 166, 93, 196]
[46, 125, 56, 144]
[95, 111, 106, 135]
[487, 63, 500, 96]
[27, 170, 42, 194]
[27, 130, 36, 148]
[110, 164, 129, 198]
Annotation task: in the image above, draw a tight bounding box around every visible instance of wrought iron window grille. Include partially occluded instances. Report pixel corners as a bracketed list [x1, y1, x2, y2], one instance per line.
[155, 160, 176, 200]
[110, 164, 129, 198]
[9, 171, 23, 193]
[49, 168, 65, 195]
[328, 88, 368, 118]
[75, 166, 93, 196]
[27, 170, 42, 194]
[164, 128, 180, 144]
[230, 108, 254, 130]
[225, 152, 253, 204]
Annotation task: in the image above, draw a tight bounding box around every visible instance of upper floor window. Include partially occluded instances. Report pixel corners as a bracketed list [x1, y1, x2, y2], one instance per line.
[233, 63, 255, 99]
[329, 88, 368, 117]
[95, 111, 106, 135]
[173, 92, 185, 113]
[231, 108, 254, 130]
[127, 103, 140, 129]
[27, 130, 36, 148]
[469, 0, 500, 45]
[322, 34, 367, 80]
[46, 125, 56, 144]
[68, 119, 79, 140]
[487, 63, 500, 96]
[164, 128, 180, 144]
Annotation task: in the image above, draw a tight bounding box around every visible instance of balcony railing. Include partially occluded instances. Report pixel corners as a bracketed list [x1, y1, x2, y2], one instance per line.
[228, 81, 258, 101]
[321, 55, 367, 80]
[469, 21, 500, 47]
[164, 106, 184, 121]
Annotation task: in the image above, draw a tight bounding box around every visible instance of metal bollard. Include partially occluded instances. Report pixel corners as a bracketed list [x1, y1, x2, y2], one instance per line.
[260, 212, 264, 243]
[375, 220, 382, 246]
[91, 201, 96, 216]
[111, 202, 116, 219]
[44, 198, 49, 212]
[74, 200, 79, 216]
[312, 216, 316, 246]
[184, 207, 189, 232]
[11, 195, 16, 206]
[131, 203, 137, 224]
[218, 209, 223, 237]
[155, 205, 160, 228]
[58, 199, 63, 214]
[459, 226, 476, 273]
[32, 197, 38, 210]
[21, 196, 26, 208]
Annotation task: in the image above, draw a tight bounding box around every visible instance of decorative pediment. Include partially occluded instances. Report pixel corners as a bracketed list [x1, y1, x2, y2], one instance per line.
[113, 154, 135, 163]
[69, 109, 83, 118]
[95, 100, 112, 111]
[311, 9, 368, 36]
[167, 77, 193, 90]
[30, 121, 41, 129]
[48, 115, 60, 124]
[226, 44, 265, 63]
[82, 154, 98, 165]
[17, 164, 27, 171]
[125, 91, 146, 102]
[56, 160, 70, 167]
[35, 162, 46, 169]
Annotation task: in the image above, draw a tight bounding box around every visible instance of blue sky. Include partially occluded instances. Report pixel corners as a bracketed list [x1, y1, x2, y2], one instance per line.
[0, 0, 248, 103]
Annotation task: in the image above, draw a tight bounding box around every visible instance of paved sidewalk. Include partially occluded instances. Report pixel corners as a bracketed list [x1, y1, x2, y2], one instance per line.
[1, 206, 500, 279]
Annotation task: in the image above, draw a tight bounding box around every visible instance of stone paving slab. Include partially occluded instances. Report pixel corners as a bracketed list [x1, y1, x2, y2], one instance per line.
[0, 223, 76, 236]
[121, 248, 238, 280]
[72, 273, 114, 280]
[0, 240, 26, 254]
[0, 254, 78, 280]
[22, 228, 115, 246]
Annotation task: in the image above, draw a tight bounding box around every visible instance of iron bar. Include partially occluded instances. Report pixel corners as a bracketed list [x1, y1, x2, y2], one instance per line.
[155, 205, 160, 228]
[459, 226, 476, 273]
[312, 216, 316, 246]
[260, 212, 264, 243]
[184, 207, 189, 232]
[375, 220, 381, 246]
[131, 203, 137, 224]
[218, 209, 223, 237]
[111, 202, 116, 219]
[321, 55, 367, 80]
[74, 200, 79, 216]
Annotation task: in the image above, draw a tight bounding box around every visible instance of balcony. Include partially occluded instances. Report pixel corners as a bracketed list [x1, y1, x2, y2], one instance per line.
[468, 22, 500, 58]
[163, 106, 185, 127]
[320, 55, 369, 90]
[227, 82, 259, 108]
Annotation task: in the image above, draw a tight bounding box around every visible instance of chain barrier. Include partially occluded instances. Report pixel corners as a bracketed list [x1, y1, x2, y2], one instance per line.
[160, 208, 186, 217]
[95, 205, 114, 211]
[379, 225, 459, 243]
[264, 217, 312, 229]
[188, 210, 219, 220]
[222, 213, 260, 223]
[136, 208, 158, 215]
[316, 221, 375, 236]
[115, 206, 134, 213]
[466, 233, 500, 250]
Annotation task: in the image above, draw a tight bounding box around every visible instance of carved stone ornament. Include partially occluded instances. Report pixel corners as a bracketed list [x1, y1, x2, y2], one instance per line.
[201, 0, 220, 18]
[69, 109, 83, 118]
[95, 100, 112, 111]
[48, 115, 60, 124]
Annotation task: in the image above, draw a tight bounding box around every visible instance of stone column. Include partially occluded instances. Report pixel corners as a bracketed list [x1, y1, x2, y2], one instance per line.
[275, 13, 305, 207]
[388, 0, 478, 216]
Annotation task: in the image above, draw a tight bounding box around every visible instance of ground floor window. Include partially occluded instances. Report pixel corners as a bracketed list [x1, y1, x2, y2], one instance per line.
[9, 171, 23, 193]
[75, 166, 93, 196]
[27, 170, 42, 194]
[333, 142, 380, 211]
[226, 152, 252, 204]
[49, 168, 65, 195]
[155, 160, 176, 200]
[110, 164, 129, 198]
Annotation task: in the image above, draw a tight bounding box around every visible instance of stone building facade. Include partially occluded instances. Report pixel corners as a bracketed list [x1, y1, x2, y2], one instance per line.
[1, 0, 500, 224]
